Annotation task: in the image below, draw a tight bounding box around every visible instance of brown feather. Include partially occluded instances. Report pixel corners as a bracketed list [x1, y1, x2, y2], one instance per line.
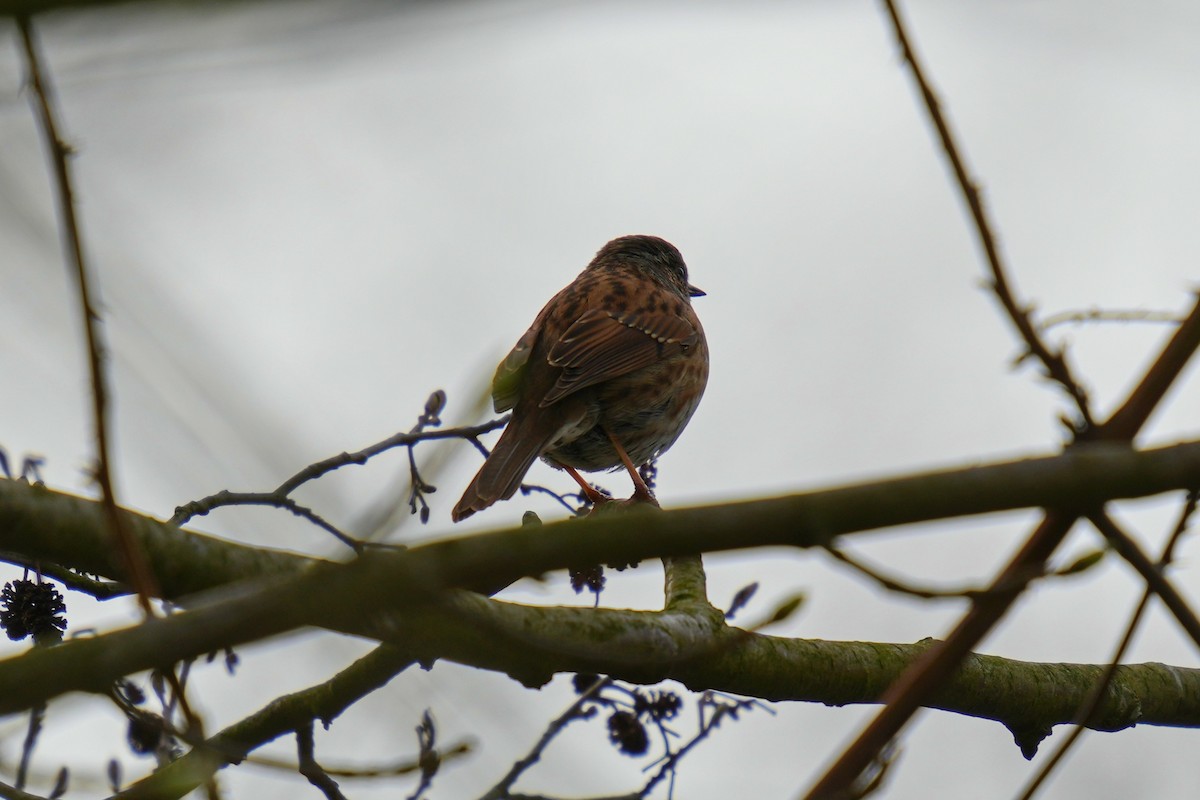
[452, 401, 583, 521]
[452, 234, 708, 521]
[541, 309, 698, 406]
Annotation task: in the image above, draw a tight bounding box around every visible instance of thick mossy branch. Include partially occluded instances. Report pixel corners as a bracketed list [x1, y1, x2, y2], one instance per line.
[663, 555, 715, 613]
[0, 576, 1194, 748]
[377, 594, 1200, 734]
[3, 439, 1200, 600]
[0, 440, 1199, 739]
[0, 480, 312, 599]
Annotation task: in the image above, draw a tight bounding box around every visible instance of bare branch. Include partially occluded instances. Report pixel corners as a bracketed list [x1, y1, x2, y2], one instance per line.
[1039, 307, 1181, 332]
[1017, 491, 1199, 797]
[172, 491, 362, 552]
[1087, 510, 1200, 651]
[480, 678, 611, 800]
[275, 417, 507, 498]
[169, 415, 510, 543]
[822, 545, 990, 600]
[17, 14, 159, 610]
[112, 645, 414, 800]
[804, 3, 1200, 793]
[0, 552, 129, 600]
[296, 723, 347, 800]
[875, 0, 1094, 430]
[1097, 290, 1200, 440]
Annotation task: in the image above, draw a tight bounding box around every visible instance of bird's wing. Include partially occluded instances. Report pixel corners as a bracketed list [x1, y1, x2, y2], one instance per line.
[540, 307, 698, 407]
[491, 324, 540, 413]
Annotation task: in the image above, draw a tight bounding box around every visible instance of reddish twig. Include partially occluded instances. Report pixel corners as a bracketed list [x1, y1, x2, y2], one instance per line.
[878, 0, 1094, 431]
[805, 510, 1075, 799]
[809, 277, 1200, 800]
[1016, 491, 1199, 799]
[17, 16, 160, 611]
[1096, 290, 1200, 441]
[18, 18, 217, 785]
[805, 3, 1200, 795]
[1087, 510, 1200, 650]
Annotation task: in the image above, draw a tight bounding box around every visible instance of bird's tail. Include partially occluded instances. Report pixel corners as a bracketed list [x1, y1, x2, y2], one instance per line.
[452, 412, 553, 522]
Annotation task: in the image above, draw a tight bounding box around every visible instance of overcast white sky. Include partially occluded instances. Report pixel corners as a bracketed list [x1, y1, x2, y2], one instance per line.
[2, 1, 1199, 797]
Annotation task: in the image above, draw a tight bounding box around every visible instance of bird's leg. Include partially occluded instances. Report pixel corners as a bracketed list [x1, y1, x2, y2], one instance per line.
[604, 429, 658, 506]
[562, 466, 611, 506]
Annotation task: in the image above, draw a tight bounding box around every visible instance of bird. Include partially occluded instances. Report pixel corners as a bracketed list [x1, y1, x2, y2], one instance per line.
[451, 235, 709, 522]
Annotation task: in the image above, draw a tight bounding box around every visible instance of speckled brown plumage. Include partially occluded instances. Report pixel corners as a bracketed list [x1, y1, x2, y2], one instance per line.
[452, 235, 709, 522]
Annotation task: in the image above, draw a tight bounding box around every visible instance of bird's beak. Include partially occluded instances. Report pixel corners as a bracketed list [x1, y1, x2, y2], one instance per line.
[688, 284, 706, 298]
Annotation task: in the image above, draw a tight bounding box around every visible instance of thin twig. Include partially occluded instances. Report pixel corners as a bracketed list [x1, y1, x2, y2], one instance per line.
[172, 491, 362, 551]
[170, 419, 508, 528]
[1087, 510, 1200, 651]
[1016, 491, 1199, 799]
[19, 19, 213, 795]
[639, 693, 768, 799]
[479, 678, 613, 800]
[805, 4, 1200, 795]
[275, 418, 507, 498]
[113, 645, 415, 799]
[878, 0, 1094, 430]
[0, 552, 129, 600]
[406, 710, 441, 800]
[296, 723, 347, 800]
[246, 742, 471, 779]
[15, 704, 45, 791]
[1096, 289, 1200, 441]
[823, 544, 1099, 603]
[406, 391, 447, 524]
[822, 545, 990, 600]
[18, 16, 160, 611]
[808, 267, 1200, 799]
[518, 482, 594, 516]
[1039, 308, 1180, 332]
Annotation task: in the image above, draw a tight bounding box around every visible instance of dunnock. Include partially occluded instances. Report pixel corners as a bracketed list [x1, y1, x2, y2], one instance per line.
[452, 235, 708, 521]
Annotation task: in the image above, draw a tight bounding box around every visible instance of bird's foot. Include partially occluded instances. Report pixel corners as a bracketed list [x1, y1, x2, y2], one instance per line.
[585, 489, 660, 517]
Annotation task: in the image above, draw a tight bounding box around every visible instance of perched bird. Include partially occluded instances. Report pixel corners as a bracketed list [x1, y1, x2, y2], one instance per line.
[452, 235, 709, 522]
